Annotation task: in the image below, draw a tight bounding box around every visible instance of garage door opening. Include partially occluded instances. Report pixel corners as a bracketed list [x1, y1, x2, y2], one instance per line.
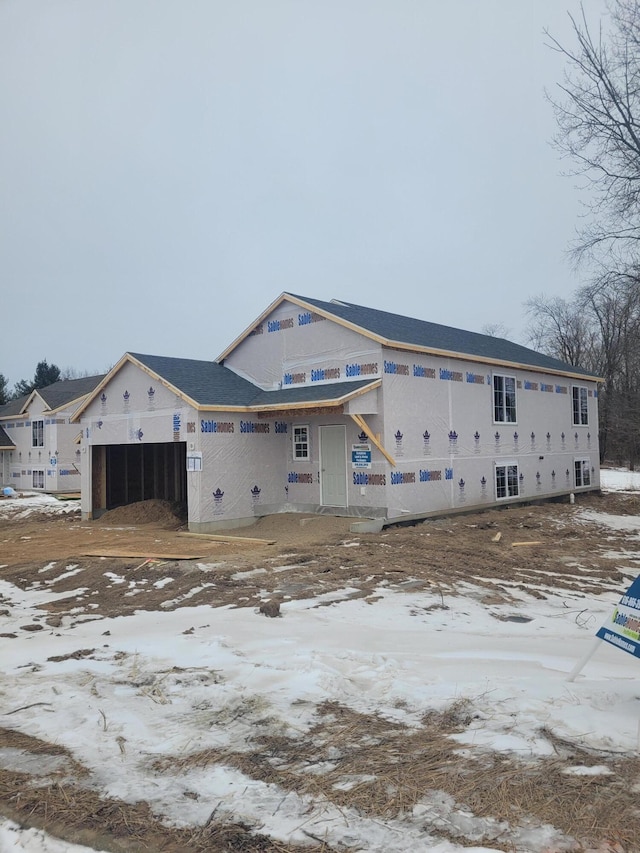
[92, 442, 187, 515]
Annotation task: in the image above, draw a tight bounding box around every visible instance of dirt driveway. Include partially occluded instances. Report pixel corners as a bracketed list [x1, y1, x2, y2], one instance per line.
[0, 491, 636, 622]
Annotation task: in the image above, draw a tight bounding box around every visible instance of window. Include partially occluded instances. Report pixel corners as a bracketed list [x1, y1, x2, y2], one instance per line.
[32, 420, 44, 447]
[574, 458, 591, 488]
[293, 425, 310, 461]
[572, 386, 588, 426]
[32, 469, 44, 489]
[493, 374, 517, 423]
[495, 463, 519, 500]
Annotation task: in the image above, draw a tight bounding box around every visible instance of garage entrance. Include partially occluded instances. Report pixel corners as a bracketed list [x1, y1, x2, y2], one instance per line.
[92, 442, 186, 514]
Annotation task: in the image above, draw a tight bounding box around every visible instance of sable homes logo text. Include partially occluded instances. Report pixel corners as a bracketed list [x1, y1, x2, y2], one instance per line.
[268, 317, 294, 333]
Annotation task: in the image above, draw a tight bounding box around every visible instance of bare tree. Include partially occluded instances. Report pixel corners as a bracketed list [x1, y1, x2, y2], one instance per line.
[525, 293, 599, 368]
[545, 1, 640, 264]
[580, 268, 640, 464]
[481, 322, 510, 338]
[526, 272, 640, 466]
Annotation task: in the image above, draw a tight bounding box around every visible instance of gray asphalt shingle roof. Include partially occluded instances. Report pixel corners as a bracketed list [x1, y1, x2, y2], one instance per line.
[0, 425, 14, 448]
[0, 395, 30, 419]
[290, 294, 597, 378]
[38, 375, 106, 410]
[250, 379, 375, 406]
[130, 353, 376, 407]
[130, 354, 261, 406]
[0, 377, 105, 420]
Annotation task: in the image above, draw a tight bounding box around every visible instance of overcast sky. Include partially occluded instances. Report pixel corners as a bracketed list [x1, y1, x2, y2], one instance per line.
[0, 0, 609, 388]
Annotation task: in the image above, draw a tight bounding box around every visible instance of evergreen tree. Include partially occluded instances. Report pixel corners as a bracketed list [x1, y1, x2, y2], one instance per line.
[12, 360, 61, 398]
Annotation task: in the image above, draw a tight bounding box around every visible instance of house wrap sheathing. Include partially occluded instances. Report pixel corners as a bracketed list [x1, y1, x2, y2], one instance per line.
[0, 375, 105, 493]
[74, 294, 600, 531]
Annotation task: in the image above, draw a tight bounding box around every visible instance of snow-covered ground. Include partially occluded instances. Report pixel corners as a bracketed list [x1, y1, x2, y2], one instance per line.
[1, 471, 639, 852]
[599, 467, 640, 492]
[0, 491, 80, 520]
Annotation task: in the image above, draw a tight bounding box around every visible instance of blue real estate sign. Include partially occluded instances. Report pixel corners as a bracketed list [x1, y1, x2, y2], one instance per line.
[596, 575, 640, 659]
[351, 444, 372, 469]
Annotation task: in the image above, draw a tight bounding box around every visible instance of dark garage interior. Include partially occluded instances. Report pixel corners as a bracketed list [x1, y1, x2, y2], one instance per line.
[92, 442, 186, 514]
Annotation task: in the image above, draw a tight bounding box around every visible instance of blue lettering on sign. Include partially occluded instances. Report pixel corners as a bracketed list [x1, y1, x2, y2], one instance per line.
[445, 468, 454, 480]
[274, 421, 288, 434]
[345, 363, 361, 377]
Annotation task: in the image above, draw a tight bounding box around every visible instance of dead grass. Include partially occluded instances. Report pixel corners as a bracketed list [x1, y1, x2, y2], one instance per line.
[0, 768, 321, 851]
[153, 701, 640, 852]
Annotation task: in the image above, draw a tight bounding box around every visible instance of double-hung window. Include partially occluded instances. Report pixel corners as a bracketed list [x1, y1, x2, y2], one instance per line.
[495, 462, 519, 500]
[293, 425, 310, 461]
[32, 470, 44, 489]
[32, 420, 44, 447]
[572, 386, 588, 426]
[574, 458, 591, 488]
[493, 374, 517, 423]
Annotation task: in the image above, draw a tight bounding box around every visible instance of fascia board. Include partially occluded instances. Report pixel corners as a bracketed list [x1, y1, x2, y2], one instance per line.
[195, 379, 381, 413]
[125, 354, 201, 410]
[70, 354, 131, 423]
[381, 342, 603, 383]
[48, 394, 92, 417]
[215, 292, 292, 362]
[71, 354, 200, 423]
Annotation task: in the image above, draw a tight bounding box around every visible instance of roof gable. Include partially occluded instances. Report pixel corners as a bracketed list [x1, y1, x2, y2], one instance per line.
[0, 377, 105, 421]
[217, 292, 599, 381]
[72, 351, 380, 420]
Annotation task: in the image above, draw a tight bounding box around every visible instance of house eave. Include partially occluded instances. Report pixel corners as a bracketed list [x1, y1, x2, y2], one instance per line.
[216, 293, 602, 382]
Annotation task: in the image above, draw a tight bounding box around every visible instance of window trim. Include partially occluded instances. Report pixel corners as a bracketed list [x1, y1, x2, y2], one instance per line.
[495, 461, 520, 500]
[493, 373, 517, 424]
[574, 457, 591, 488]
[572, 385, 589, 426]
[292, 424, 310, 462]
[32, 419, 44, 447]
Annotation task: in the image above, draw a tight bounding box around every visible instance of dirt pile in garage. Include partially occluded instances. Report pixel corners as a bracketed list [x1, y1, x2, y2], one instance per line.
[97, 499, 186, 529]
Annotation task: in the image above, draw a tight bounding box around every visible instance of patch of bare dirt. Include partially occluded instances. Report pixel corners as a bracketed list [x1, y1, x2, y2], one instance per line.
[0, 495, 637, 622]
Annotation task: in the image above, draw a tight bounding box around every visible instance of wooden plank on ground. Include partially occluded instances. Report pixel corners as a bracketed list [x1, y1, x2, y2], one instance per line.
[82, 550, 207, 560]
[511, 541, 543, 547]
[177, 532, 275, 545]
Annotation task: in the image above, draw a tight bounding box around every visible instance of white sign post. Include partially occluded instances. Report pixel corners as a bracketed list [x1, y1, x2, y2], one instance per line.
[568, 574, 640, 682]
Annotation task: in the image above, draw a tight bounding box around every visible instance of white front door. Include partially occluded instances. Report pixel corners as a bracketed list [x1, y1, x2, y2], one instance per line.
[320, 425, 347, 507]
